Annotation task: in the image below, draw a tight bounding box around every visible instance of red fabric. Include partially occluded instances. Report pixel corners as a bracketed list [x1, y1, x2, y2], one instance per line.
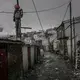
[15, 4, 20, 9]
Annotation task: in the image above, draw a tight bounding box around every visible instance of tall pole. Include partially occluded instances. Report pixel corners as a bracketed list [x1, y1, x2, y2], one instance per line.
[17, 0, 19, 5]
[70, 1, 73, 63]
[73, 17, 76, 67]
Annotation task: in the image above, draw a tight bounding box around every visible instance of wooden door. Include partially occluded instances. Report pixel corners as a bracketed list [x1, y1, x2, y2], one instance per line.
[0, 49, 7, 80]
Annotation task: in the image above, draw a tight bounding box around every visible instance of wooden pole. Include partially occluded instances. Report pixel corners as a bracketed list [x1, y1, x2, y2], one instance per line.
[70, 1, 73, 62]
[73, 17, 76, 68]
[17, 0, 19, 5]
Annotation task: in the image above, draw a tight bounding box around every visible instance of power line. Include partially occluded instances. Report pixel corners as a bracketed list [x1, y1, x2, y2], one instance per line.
[61, 4, 69, 23]
[0, 11, 13, 14]
[24, 1, 69, 13]
[60, 0, 72, 25]
[30, 0, 71, 33]
[52, 0, 72, 42]
[31, 0, 44, 32]
[45, 0, 72, 41]
[0, 1, 70, 14]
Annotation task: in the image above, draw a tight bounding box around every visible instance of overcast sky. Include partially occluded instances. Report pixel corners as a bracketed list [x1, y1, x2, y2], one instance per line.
[0, 0, 80, 35]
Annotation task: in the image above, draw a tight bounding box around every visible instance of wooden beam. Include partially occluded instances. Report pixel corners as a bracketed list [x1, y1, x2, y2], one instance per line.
[21, 27, 32, 29]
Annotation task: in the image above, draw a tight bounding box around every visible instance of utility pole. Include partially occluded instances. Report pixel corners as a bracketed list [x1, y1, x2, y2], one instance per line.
[17, 0, 19, 5]
[70, 1, 73, 63]
[13, 0, 23, 40]
[73, 17, 76, 67]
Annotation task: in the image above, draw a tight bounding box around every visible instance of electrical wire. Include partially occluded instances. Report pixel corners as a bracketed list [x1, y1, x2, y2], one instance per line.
[61, 4, 69, 23]
[0, 0, 70, 14]
[31, 0, 44, 33]
[60, 0, 72, 26]
[46, 0, 72, 41]
[0, 11, 13, 14]
[52, 0, 72, 42]
[24, 1, 69, 13]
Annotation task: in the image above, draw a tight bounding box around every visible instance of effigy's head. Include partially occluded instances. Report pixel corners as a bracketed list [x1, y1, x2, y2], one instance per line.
[14, 4, 20, 9]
